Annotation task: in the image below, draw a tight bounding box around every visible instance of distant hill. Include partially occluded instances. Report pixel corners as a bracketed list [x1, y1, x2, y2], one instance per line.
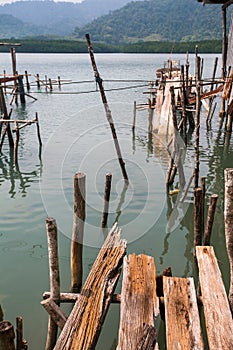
[74, 0, 227, 44]
[0, 0, 136, 36]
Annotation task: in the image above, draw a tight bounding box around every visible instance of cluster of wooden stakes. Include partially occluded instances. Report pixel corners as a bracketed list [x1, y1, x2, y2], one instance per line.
[1, 35, 233, 349]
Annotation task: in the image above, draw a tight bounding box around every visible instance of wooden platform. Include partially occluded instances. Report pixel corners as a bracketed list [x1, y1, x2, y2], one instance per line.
[42, 227, 233, 349]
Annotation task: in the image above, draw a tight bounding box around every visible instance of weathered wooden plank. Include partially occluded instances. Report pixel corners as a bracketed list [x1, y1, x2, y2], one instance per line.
[196, 246, 233, 349]
[163, 276, 204, 350]
[54, 223, 126, 350]
[117, 254, 159, 350]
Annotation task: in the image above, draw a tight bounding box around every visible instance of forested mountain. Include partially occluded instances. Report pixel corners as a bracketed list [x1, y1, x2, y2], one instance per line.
[0, 0, 136, 36]
[74, 0, 227, 44]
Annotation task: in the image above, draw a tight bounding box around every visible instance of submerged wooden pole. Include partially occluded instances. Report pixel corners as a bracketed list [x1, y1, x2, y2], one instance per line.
[45, 217, 60, 350]
[224, 169, 233, 313]
[85, 33, 128, 182]
[101, 173, 112, 228]
[203, 194, 218, 246]
[71, 172, 86, 292]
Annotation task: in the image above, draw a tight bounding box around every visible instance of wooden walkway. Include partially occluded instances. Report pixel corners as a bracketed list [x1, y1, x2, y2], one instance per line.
[43, 226, 233, 350]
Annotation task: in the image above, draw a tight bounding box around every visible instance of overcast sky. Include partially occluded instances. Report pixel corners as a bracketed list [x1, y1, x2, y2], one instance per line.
[0, 0, 84, 4]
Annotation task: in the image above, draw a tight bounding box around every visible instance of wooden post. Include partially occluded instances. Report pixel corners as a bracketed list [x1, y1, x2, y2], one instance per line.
[24, 71, 30, 91]
[49, 78, 53, 91]
[224, 168, 233, 313]
[222, 7, 227, 79]
[35, 113, 42, 148]
[57, 76, 61, 89]
[181, 65, 187, 144]
[203, 194, 218, 246]
[101, 173, 112, 228]
[185, 52, 190, 97]
[132, 100, 136, 131]
[200, 176, 206, 235]
[0, 321, 16, 350]
[194, 82, 201, 189]
[17, 76, 26, 104]
[36, 74, 40, 89]
[0, 84, 14, 148]
[194, 187, 203, 250]
[45, 217, 60, 350]
[86, 34, 128, 182]
[16, 316, 27, 350]
[71, 172, 86, 292]
[148, 98, 153, 133]
[14, 121, 19, 165]
[10, 48, 18, 105]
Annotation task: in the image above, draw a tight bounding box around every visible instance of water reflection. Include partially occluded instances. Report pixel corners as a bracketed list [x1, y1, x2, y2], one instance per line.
[0, 150, 42, 198]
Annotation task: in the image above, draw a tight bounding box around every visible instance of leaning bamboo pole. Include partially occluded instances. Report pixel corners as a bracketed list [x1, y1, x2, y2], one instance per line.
[85, 34, 128, 182]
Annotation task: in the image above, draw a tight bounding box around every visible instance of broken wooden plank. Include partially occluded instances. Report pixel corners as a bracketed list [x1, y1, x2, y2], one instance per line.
[54, 223, 126, 350]
[117, 254, 159, 350]
[163, 276, 204, 350]
[196, 246, 233, 349]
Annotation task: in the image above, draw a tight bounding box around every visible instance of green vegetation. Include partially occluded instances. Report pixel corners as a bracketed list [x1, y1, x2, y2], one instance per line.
[0, 38, 222, 54]
[74, 0, 226, 45]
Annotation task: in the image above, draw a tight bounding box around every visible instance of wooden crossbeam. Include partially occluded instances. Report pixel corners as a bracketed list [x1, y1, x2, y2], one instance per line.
[196, 246, 233, 349]
[163, 276, 204, 350]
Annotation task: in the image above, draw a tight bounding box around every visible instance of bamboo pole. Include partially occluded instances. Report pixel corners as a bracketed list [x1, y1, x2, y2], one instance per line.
[194, 188, 203, 250]
[200, 176, 206, 236]
[85, 34, 128, 182]
[132, 100, 136, 131]
[71, 172, 86, 292]
[45, 217, 60, 350]
[14, 121, 19, 165]
[0, 84, 14, 148]
[101, 173, 112, 228]
[10, 48, 18, 105]
[224, 169, 233, 313]
[194, 82, 201, 189]
[24, 71, 30, 91]
[203, 194, 218, 246]
[17, 76, 25, 104]
[35, 113, 42, 148]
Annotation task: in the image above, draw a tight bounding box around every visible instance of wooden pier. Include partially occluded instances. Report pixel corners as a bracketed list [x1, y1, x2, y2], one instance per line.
[40, 224, 233, 349]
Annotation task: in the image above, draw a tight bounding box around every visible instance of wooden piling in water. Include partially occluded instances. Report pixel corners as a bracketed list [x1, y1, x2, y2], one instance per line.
[14, 121, 19, 165]
[224, 168, 233, 314]
[45, 217, 60, 350]
[132, 100, 136, 131]
[17, 75, 26, 105]
[35, 113, 42, 148]
[194, 82, 201, 189]
[24, 71, 30, 91]
[203, 194, 218, 246]
[101, 173, 112, 228]
[194, 187, 203, 250]
[71, 172, 86, 292]
[86, 33, 129, 182]
[0, 321, 16, 350]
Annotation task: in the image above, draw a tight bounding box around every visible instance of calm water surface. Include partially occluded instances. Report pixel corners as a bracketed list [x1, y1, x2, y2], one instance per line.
[0, 53, 231, 349]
